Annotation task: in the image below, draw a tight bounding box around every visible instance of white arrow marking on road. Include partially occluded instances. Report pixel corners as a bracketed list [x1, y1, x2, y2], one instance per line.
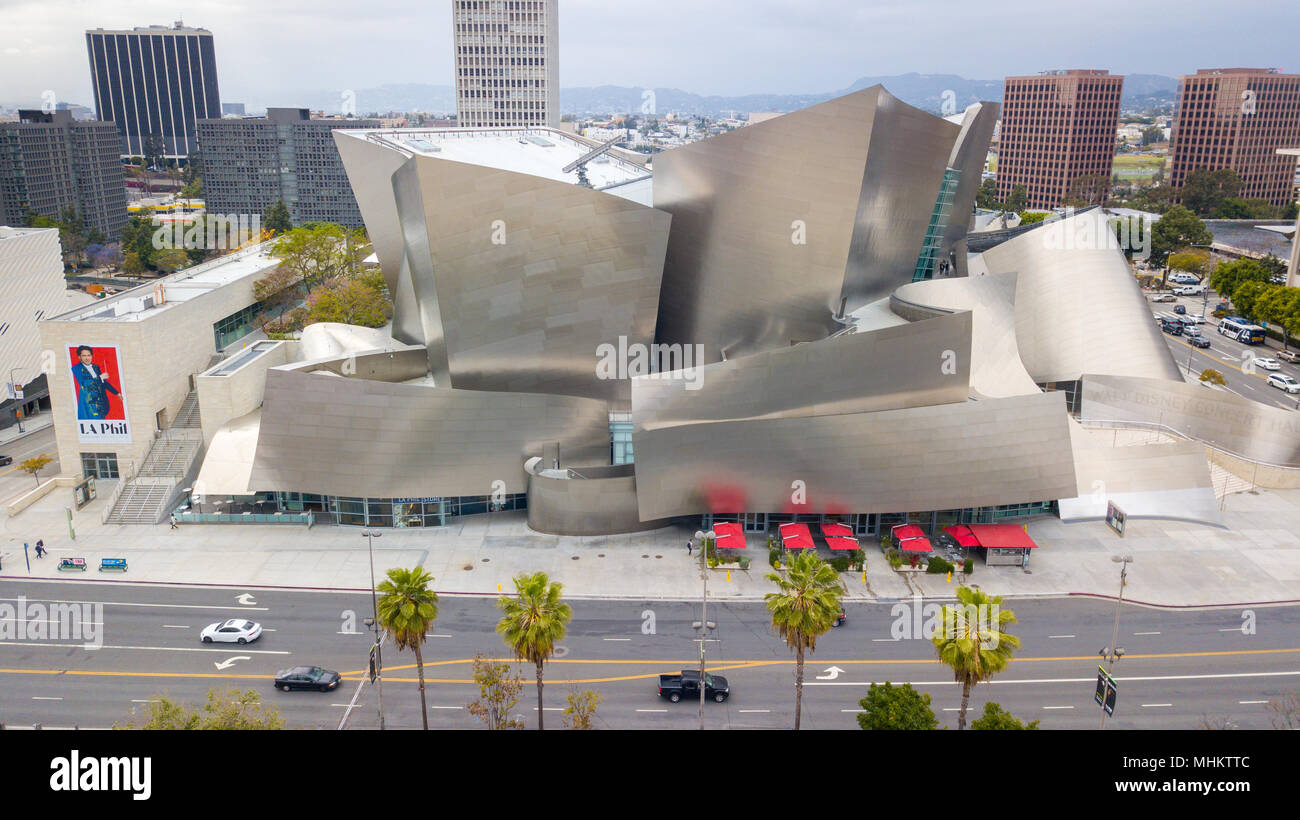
[214, 656, 251, 670]
[816, 665, 847, 680]
[236, 594, 257, 606]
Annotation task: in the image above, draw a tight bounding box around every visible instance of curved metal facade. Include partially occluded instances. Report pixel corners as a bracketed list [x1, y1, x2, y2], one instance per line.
[980, 209, 1182, 384]
[939, 102, 1000, 278]
[652, 86, 961, 362]
[249, 368, 611, 498]
[525, 462, 672, 535]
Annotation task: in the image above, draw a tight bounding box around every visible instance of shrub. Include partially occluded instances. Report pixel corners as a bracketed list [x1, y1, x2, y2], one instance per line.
[926, 556, 953, 574]
[738, 556, 751, 571]
[886, 549, 902, 570]
[879, 533, 892, 552]
[828, 555, 851, 573]
[963, 559, 974, 575]
[768, 548, 782, 569]
[849, 549, 866, 572]
[706, 555, 718, 569]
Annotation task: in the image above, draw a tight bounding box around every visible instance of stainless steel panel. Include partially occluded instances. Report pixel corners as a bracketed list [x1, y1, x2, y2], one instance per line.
[940, 102, 999, 278]
[632, 311, 971, 434]
[525, 462, 671, 535]
[248, 368, 611, 498]
[653, 86, 959, 362]
[632, 391, 1077, 521]
[1081, 373, 1300, 467]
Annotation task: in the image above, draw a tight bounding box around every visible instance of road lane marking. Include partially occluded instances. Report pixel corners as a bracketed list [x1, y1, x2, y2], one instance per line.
[533, 707, 562, 711]
[1238, 700, 1268, 704]
[636, 709, 667, 713]
[1219, 628, 1244, 632]
[32, 696, 62, 700]
[805, 670, 1300, 687]
[941, 708, 961, 712]
[603, 638, 632, 641]
[840, 709, 865, 713]
[1048, 635, 1075, 639]
[1141, 703, 1173, 707]
[737, 709, 769, 713]
[1042, 706, 1074, 710]
[871, 638, 897, 642]
[130, 699, 160, 703]
[0, 597, 269, 612]
[161, 625, 189, 629]
[0, 642, 289, 655]
[1134, 632, 1161, 635]
[430, 706, 463, 710]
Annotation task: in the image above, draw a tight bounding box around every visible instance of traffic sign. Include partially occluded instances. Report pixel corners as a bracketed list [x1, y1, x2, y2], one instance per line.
[1095, 665, 1118, 715]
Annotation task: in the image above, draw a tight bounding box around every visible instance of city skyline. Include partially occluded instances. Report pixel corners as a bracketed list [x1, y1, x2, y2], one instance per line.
[1, 0, 1298, 111]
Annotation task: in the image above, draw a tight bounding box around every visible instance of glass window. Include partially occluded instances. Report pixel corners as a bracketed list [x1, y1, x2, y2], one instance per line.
[80, 452, 119, 479]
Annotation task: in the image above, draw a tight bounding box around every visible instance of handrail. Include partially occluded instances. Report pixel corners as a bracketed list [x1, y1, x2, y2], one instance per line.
[1078, 417, 1300, 471]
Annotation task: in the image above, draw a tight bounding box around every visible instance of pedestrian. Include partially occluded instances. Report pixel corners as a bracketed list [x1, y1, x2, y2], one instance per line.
[686, 539, 693, 555]
[34, 540, 46, 558]
[169, 514, 178, 530]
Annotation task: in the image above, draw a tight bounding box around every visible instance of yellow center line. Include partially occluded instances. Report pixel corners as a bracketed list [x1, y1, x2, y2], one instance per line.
[0, 452, 55, 478]
[5, 646, 1296, 687]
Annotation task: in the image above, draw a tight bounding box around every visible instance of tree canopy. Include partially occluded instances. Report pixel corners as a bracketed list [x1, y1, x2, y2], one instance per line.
[856, 682, 940, 730]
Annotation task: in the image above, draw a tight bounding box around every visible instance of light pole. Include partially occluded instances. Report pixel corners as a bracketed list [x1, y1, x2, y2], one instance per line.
[8, 367, 25, 433]
[362, 529, 385, 730]
[1099, 554, 1133, 729]
[692, 529, 716, 731]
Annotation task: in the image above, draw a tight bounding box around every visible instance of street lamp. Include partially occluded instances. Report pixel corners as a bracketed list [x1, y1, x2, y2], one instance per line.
[361, 529, 385, 730]
[1099, 554, 1133, 729]
[8, 367, 25, 433]
[692, 529, 717, 731]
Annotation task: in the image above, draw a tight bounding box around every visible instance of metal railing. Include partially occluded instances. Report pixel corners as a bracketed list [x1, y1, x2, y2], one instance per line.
[1078, 417, 1300, 471]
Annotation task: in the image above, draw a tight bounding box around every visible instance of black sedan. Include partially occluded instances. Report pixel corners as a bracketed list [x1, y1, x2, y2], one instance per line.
[274, 666, 342, 692]
[1189, 335, 1211, 349]
[0, 455, 11, 466]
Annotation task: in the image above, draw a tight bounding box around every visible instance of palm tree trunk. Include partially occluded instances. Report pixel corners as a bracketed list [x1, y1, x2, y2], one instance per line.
[414, 642, 429, 730]
[795, 644, 804, 730]
[958, 680, 972, 730]
[536, 662, 545, 730]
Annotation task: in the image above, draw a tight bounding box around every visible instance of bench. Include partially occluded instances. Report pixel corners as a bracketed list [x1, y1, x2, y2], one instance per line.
[58, 557, 87, 571]
[99, 558, 128, 572]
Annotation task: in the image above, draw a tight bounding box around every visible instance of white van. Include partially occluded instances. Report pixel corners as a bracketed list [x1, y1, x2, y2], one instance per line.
[1173, 283, 1205, 296]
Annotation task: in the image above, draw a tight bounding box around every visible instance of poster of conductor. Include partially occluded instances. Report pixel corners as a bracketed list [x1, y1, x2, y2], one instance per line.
[68, 344, 131, 444]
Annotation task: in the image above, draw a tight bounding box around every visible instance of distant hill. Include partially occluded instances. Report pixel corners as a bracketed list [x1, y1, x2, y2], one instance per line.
[234, 72, 1180, 118]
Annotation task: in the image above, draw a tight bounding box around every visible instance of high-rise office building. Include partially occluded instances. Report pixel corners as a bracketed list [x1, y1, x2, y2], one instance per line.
[453, 0, 559, 128]
[0, 110, 128, 237]
[85, 23, 221, 158]
[196, 108, 378, 227]
[997, 69, 1124, 209]
[1169, 69, 1300, 209]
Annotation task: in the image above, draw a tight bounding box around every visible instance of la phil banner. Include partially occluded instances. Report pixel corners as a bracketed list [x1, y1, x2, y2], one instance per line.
[68, 344, 131, 444]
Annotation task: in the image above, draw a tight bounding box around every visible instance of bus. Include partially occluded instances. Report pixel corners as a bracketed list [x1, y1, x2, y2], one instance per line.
[1218, 317, 1266, 345]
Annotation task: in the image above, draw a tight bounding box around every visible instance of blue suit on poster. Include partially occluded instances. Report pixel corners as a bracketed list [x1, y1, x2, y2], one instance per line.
[72, 356, 120, 420]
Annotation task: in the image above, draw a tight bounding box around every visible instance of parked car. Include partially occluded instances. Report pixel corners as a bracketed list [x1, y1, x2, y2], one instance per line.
[1170, 273, 1200, 285]
[1278, 350, 1300, 364]
[0, 455, 10, 466]
[1173, 284, 1206, 296]
[1254, 357, 1282, 371]
[274, 666, 342, 692]
[1267, 373, 1300, 393]
[657, 670, 730, 703]
[200, 618, 263, 644]
[1189, 335, 1211, 349]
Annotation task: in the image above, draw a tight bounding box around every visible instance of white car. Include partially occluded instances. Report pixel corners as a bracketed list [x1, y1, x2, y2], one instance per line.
[1254, 357, 1282, 371]
[1182, 313, 1205, 324]
[1150, 293, 1176, 302]
[201, 618, 263, 644]
[1268, 373, 1300, 393]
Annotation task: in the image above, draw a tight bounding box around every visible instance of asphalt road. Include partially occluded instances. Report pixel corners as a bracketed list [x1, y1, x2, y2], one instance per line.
[0, 426, 60, 505]
[1150, 290, 1300, 410]
[1, 578, 1297, 730]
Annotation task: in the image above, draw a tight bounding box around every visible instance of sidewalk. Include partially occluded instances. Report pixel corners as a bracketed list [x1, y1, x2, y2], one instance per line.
[1, 478, 1299, 606]
[0, 413, 53, 447]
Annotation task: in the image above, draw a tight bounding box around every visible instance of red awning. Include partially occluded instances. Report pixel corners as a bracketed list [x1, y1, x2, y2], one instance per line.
[944, 524, 981, 548]
[899, 537, 933, 553]
[891, 524, 927, 541]
[825, 536, 859, 551]
[966, 523, 1038, 549]
[713, 521, 746, 549]
[778, 522, 815, 549]
[821, 522, 854, 539]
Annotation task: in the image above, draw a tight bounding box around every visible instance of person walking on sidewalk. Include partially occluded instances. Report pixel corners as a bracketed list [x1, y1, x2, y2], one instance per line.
[33, 540, 46, 558]
[686, 539, 693, 556]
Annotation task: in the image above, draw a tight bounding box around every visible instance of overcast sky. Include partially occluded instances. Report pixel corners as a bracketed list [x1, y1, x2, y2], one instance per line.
[2, 0, 1297, 107]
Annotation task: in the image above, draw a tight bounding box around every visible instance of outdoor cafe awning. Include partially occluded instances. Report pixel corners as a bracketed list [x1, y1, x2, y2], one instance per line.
[944, 524, 982, 549]
[821, 522, 858, 551]
[713, 520, 747, 549]
[965, 523, 1038, 549]
[892, 524, 933, 553]
[778, 522, 815, 549]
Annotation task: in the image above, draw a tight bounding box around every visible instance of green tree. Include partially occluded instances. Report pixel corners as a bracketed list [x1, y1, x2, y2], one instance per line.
[970, 701, 1039, 730]
[119, 215, 157, 268]
[1210, 258, 1272, 304]
[856, 682, 940, 730]
[1140, 126, 1164, 146]
[117, 687, 284, 729]
[1017, 211, 1050, 225]
[152, 248, 190, 273]
[466, 654, 525, 730]
[931, 586, 1021, 730]
[20, 454, 53, 486]
[496, 571, 572, 730]
[1231, 280, 1271, 322]
[1258, 286, 1300, 350]
[1003, 183, 1028, 213]
[143, 133, 165, 170]
[764, 549, 845, 730]
[562, 690, 602, 730]
[1166, 249, 1210, 276]
[271, 223, 363, 290]
[1199, 368, 1227, 386]
[263, 200, 292, 235]
[1179, 168, 1241, 217]
[303, 269, 393, 328]
[376, 566, 439, 730]
[1150, 205, 1212, 276]
[975, 178, 1001, 210]
[121, 251, 146, 275]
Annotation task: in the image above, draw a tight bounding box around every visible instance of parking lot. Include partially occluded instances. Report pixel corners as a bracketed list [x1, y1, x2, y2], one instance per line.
[1147, 287, 1300, 411]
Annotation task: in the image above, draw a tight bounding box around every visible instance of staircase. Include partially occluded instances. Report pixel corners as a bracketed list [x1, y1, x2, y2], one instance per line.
[104, 394, 205, 525]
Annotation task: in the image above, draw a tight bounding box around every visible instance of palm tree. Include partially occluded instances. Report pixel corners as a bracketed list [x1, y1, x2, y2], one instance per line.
[932, 585, 1021, 729]
[496, 572, 572, 730]
[764, 550, 845, 730]
[376, 566, 439, 730]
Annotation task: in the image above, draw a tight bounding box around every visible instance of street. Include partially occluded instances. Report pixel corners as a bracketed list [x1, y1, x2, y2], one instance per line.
[0, 425, 60, 504]
[1, 578, 1296, 730]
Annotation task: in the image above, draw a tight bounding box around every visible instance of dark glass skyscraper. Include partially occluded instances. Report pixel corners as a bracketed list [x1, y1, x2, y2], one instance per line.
[85, 23, 221, 159]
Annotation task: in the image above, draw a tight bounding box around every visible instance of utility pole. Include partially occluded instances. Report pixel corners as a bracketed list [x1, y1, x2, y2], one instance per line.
[362, 529, 385, 730]
[9, 368, 25, 433]
[692, 529, 717, 731]
[1099, 554, 1133, 729]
